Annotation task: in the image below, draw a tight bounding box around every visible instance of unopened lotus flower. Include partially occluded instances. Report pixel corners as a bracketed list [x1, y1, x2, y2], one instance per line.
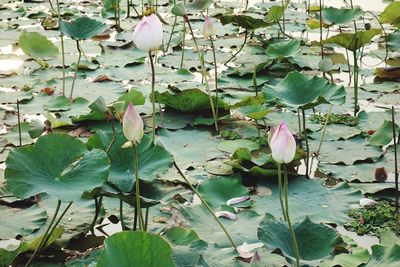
[132, 13, 163, 52]
[122, 103, 144, 145]
[270, 122, 296, 164]
[203, 16, 216, 39]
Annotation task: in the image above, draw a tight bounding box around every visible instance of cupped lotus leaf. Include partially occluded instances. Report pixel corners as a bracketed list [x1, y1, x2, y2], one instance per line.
[380, 2, 400, 28]
[365, 244, 400, 267]
[5, 133, 110, 202]
[218, 14, 270, 29]
[369, 120, 399, 147]
[324, 29, 382, 51]
[198, 177, 249, 208]
[322, 7, 363, 25]
[258, 216, 342, 264]
[60, 17, 107, 40]
[263, 71, 346, 109]
[0, 205, 47, 239]
[252, 178, 361, 224]
[265, 6, 284, 23]
[87, 131, 173, 192]
[97, 231, 175, 267]
[266, 40, 301, 60]
[18, 31, 59, 59]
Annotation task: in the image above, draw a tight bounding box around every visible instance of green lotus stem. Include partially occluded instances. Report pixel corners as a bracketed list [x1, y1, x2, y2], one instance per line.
[127, 0, 130, 17]
[106, 115, 117, 153]
[225, 29, 248, 65]
[120, 199, 126, 230]
[318, 0, 324, 58]
[210, 37, 219, 120]
[180, 20, 186, 69]
[352, 49, 359, 117]
[364, 11, 388, 64]
[165, 15, 177, 53]
[283, 164, 301, 266]
[69, 40, 81, 99]
[53, 0, 66, 96]
[25, 200, 61, 267]
[282, 0, 286, 34]
[133, 206, 138, 230]
[277, 164, 287, 221]
[141, 0, 143, 15]
[392, 106, 399, 235]
[316, 104, 332, 156]
[185, 17, 218, 132]
[133, 145, 144, 230]
[174, 161, 237, 248]
[16, 99, 22, 146]
[41, 201, 72, 250]
[252, 68, 262, 139]
[148, 51, 156, 145]
[88, 196, 103, 234]
[301, 109, 310, 178]
[144, 207, 149, 231]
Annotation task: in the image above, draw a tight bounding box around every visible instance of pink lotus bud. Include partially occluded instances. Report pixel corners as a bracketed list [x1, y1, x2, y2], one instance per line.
[270, 122, 296, 164]
[203, 16, 216, 39]
[122, 103, 144, 144]
[132, 14, 163, 52]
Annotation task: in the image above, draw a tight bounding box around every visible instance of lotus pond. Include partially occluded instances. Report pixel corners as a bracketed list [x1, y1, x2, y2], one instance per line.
[0, 0, 400, 266]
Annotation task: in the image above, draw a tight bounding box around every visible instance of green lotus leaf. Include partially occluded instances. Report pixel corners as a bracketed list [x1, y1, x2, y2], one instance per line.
[18, 31, 59, 60]
[5, 133, 110, 202]
[324, 29, 382, 51]
[266, 40, 301, 60]
[369, 120, 399, 147]
[263, 71, 346, 109]
[60, 16, 107, 40]
[380, 2, 400, 28]
[265, 6, 284, 23]
[97, 231, 175, 267]
[0, 205, 47, 239]
[365, 244, 400, 267]
[87, 131, 173, 193]
[322, 7, 363, 25]
[258, 216, 342, 264]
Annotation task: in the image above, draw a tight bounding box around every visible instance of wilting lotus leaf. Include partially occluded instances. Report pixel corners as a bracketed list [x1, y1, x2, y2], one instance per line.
[218, 14, 270, 29]
[198, 177, 249, 209]
[252, 178, 361, 224]
[266, 39, 301, 60]
[87, 131, 173, 192]
[322, 7, 363, 25]
[5, 133, 110, 202]
[380, 2, 400, 28]
[18, 31, 59, 60]
[0, 205, 47, 240]
[258, 216, 342, 264]
[324, 29, 382, 51]
[60, 16, 107, 40]
[263, 71, 346, 109]
[97, 231, 175, 267]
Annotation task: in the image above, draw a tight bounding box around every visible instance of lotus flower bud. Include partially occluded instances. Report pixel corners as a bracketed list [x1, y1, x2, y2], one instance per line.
[203, 16, 216, 39]
[122, 103, 144, 145]
[270, 122, 296, 164]
[132, 13, 163, 52]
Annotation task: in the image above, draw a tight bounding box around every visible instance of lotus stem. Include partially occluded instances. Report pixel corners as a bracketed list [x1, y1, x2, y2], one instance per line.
[225, 29, 248, 65]
[148, 51, 156, 145]
[185, 16, 218, 132]
[53, 0, 66, 96]
[301, 109, 310, 178]
[165, 16, 178, 53]
[69, 40, 81, 99]
[127, 0, 130, 17]
[316, 104, 332, 156]
[180, 20, 186, 69]
[210, 37, 219, 120]
[392, 106, 399, 235]
[283, 164, 301, 266]
[120, 199, 126, 230]
[106, 115, 117, 153]
[88, 196, 103, 235]
[319, 0, 324, 58]
[174, 161, 237, 249]
[277, 164, 287, 221]
[282, 0, 286, 34]
[25, 200, 61, 267]
[133, 206, 138, 230]
[144, 207, 149, 231]
[133, 145, 144, 230]
[16, 99, 22, 146]
[353, 49, 359, 117]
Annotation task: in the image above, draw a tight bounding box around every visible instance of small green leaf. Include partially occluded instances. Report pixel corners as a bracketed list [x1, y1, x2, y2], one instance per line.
[324, 29, 382, 51]
[369, 120, 399, 147]
[380, 2, 400, 28]
[19, 31, 59, 60]
[60, 17, 107, 40]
